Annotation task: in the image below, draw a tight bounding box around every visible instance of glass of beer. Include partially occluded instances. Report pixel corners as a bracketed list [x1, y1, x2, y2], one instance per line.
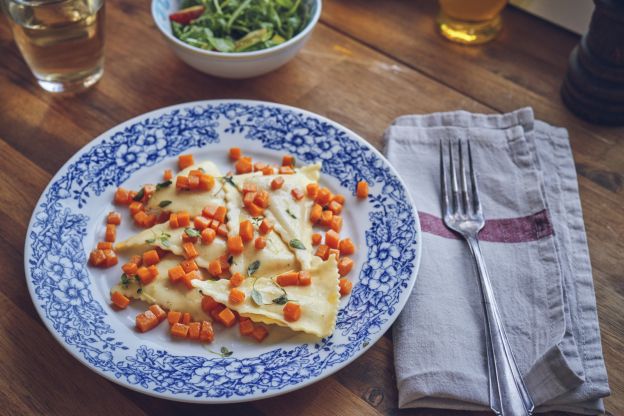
[437, 0, 507, 45]
[3, 0, 105, 93]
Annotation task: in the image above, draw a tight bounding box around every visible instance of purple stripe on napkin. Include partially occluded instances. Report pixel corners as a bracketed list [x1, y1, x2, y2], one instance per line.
[419, 210, 554, 243]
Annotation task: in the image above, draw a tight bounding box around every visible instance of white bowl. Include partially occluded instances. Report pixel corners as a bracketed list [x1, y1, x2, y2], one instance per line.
[151, 0, 321, 79]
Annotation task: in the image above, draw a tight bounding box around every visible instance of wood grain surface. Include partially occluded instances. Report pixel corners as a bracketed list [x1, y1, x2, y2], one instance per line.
[1, 1, 622, 415]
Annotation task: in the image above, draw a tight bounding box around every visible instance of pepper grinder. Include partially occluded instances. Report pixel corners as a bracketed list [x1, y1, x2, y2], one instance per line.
[561, 0, 624, 125]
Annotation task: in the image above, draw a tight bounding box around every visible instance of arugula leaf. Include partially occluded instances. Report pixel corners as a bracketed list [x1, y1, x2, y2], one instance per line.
[156, 180, 172, 190]
[158, 200, 172, 208]
[289, 239, 305, 250]
[247, 260, 260, 276]
[133, 187, 145, 201]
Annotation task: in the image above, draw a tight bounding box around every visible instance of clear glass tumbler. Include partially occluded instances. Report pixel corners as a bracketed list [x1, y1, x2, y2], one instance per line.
[3, 0, 105, 93]
[437, 0, 506, 45]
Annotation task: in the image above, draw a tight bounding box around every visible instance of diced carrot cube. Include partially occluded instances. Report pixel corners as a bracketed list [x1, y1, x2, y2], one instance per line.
[282, 154, 295, 166]
[338, 257, 354, 276]
[229, 288, 245, 305]
[103, 249, 118, 267]
[89, 249, 106, 267]
[227, 236, 244, 255]
[178, 259, 196, 273]
[356, 180, 369, 198]
[320, 210, 333, 227]
[259, 218, 273, 235]
[167, 310, 182, 325]
[310, 204, 322, 224]
[254, 236, 266, 250]
[171, 322, 189, 338]
[251, 326, 269, 342]
[262, 166, 275, 175]
[178, 154, 195, 170]
[339, 238, 356, 256]
[129, 201, 144, 216]
[332, 194, 346, 205]
[229, 147, 242, 161]
[202, 204, 218, 218]
[149, 304, 167, 322]
[230, 273, 244, 287]
[182, 270, 201, 289]
[339, 278, 353, 296]
[235, 157, 253, 174]
[199, 321, 214, 342]
[142, 249, 160, 266]
[306, 183, 319, 199]
[128, 190, 138, 201]
[148, 265, 159, 278]
[210, 304, 225, 322]
[136, 310, 160, 332]
[189, 169, 202, 178]
[168, 265, 185, 282]
[242, 182, 257, 195]
[182, 242, 198, 259]
[271, 176, 284, 190]
[315, 188, 331, 206]
[198, 174, 215, 191]
[107, 211, 121, 225]
[169, 213, 179, 228]
[144, 214, 157, 228]
[217, 223, 229, 238]
[311, 233, 322, 246]
[97, 241, 113, 250]
[194, 216, 210, 230]
[111, 291, 130, 309]
[133, 211, 148, 227]
[279, 166, 295, 174]
[105, 224, 116, 242]
[283, 302, 301, 322]
[218, 307, 237, 327]
[328, 200, 343, 215]
[201, 295, 220, 312]
[122, 262, 138, 275]
[239, 319, 254, 336]
[176, 175, 189, 190]
[328, 248, 340, 260]
[254, 190, 270, 208]
[130, 255, 142, 266]
[315, 244, 329, 260]
[137, 266, 155, 284]
[214, 206, 227, 223]
[245, 202, 264, 216]
[163, 169, 173, 181]
[291, 188, 304, 201]
[325, 229, 340, 249]
[114, 188, 130, 205]
[209, 220, 220, 231]
[239, 220, 254, 242]
[298, 270, 311, 286]
[276, 271, 299, 287]
[188, 322, 201, 339]
[243, 191, 256, 207]
[330, 215, 343, 232]
[218, 255, 230, 272]
[182, 312, 192, 325]
[177, 211, 190, 227]
[188, 174, 200, 190]
[208, 259, 222, 277]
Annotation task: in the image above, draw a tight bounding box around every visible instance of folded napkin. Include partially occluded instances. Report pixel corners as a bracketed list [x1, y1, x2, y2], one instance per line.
[386, 108, 610, 414]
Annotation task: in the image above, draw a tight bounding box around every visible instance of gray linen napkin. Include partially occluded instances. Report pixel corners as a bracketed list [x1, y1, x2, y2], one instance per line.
[386, 108, 609, 414]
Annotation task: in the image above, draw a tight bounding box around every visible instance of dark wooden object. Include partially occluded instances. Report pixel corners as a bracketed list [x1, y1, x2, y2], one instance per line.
[0, 0, 623, 415]
[562, 0, 624, 125]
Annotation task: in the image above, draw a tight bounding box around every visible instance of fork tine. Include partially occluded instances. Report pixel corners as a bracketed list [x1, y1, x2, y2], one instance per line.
[439, 140, 450, 217]
[459, 140, 471, 213]
[449, 141, 460, 214]
[467, 140, 482, 214]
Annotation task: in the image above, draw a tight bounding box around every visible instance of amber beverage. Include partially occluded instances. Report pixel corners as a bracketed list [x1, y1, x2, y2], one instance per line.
[437, 0, 507, 45]
[3, 0, 105, 93]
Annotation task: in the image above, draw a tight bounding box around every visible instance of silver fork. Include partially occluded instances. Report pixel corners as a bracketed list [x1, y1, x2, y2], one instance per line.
[440, 140, 535, 416]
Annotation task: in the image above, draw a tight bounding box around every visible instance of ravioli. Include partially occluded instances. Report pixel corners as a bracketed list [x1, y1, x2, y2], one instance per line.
[114, 222, 227, 269]
[223, 174, 297, 278]
[228, 163, 321, 270]
[147, 161, 225, 217]
[192, 256, 340, 337]
[111, 255, 211, 321]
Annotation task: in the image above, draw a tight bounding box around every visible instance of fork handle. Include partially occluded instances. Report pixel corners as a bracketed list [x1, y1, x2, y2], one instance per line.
[466, 237, 535, 416]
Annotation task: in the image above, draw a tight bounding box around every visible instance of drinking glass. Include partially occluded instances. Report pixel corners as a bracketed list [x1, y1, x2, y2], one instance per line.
[3, 0, 105, 93]
[437, 0, 507, 45]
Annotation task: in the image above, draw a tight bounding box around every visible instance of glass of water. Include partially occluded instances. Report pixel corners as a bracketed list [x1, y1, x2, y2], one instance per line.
[3, 0, 105, 93]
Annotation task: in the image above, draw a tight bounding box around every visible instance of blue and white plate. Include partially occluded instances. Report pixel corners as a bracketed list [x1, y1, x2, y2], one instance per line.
[24, 100, 421, 403]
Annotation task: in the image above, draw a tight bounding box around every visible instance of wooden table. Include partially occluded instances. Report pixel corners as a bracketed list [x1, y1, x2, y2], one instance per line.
[1, 1, 622, 415]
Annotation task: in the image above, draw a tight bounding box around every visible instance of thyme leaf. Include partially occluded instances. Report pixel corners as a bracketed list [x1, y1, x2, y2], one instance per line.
[158, 200, 172, 208]
[289, 239, 305, 250]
